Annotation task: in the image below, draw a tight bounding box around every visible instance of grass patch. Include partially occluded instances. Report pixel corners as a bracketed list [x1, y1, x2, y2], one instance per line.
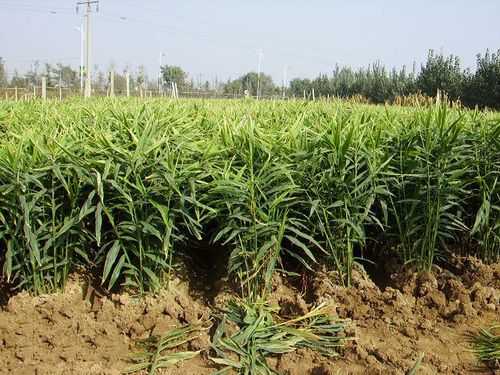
[473, 325, 500, 369]
[210, 299, 351, 374]
[125, 323, 206, 375]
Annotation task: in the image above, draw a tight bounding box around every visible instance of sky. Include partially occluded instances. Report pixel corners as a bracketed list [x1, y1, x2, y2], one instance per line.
[1, 0, 499, 84]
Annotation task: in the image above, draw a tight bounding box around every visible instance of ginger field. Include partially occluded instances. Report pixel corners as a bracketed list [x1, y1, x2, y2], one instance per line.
[0, 98, 498, 374]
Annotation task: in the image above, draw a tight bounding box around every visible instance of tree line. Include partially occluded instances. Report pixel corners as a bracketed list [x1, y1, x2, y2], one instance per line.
[221, 49, 500, 108]
[1, 49, 500, 108]
[0, 60, 156, 94]
[0, 60, 219, 95]
[288, 50, 500, 108]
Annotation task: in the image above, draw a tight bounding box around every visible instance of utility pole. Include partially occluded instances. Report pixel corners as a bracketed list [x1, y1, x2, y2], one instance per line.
[257, 49, 263, 99]
[77, 0, 99, 98]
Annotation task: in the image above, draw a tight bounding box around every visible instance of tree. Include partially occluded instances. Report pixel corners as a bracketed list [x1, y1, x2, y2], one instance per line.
[43, 63, 57, 87]
[289, 63, 416, 103]
[312, 74, 330, 97]
[223, 72, 275, 97]
[10, 70, 26, 88]
[136, 65, 146, 91]
[161, 65, 188, 90]
[55, 64, 79, 88]
[95, 70, 106, 92]
[289, 78, 312, 98]
[464, 50, 500, 109]
[417, 50, 465, 100]
[25, 60, 41, 87]
[330, 65, 356, 98]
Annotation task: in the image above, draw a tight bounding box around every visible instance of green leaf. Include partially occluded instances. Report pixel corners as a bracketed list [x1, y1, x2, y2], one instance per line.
[102, 241, 120, 285]
[95, 202, 103, 246]
[108, 254, 125, 290]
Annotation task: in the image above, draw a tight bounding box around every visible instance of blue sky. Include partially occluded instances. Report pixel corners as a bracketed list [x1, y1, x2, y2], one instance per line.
[1, 0, 499, 83]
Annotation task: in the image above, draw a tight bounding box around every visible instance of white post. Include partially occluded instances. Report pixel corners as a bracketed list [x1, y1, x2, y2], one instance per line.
[257, 49, 263, 99]
[15, 87, 18, 101]
[126, 71, 130, 97]
[59, 72, 63, 100]
[42, 76, 47, 100]
[282, 65, 288, 99]
[110, 70, 115, 97]
[312, 88, 315, 101]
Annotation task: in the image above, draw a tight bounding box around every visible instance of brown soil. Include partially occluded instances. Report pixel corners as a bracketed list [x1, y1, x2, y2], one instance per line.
[0, 256, 498, 375]
[0, 277, 214, 375]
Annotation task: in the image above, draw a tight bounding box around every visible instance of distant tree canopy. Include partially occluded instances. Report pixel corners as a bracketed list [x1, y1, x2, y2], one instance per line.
[161, 65, 188, 89]
[463, 50, 500, 108]
[416, 50, 464, 99]
[9, 71, 26, 88]
[223, 72, 276, 96]
[288, 49, 500, 109]
[290, 63, 417, 102]
[42, 63, 80, 88]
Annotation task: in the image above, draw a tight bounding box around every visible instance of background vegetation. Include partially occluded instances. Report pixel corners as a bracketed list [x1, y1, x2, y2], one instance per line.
[2, 49, 500, 107]
[1, 49, 500, 107]
[289, 50, 500, 108]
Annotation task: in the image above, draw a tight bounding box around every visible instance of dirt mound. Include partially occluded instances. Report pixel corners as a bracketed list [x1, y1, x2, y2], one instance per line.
[449, 256, 500, 290]
[287, 259, 500, 375]
[0, 275, 213, 375]
[0, 257, 498, 374]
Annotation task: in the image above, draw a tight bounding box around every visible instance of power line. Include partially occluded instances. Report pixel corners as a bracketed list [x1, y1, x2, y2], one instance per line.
[2, 3, 342, 81]
[2, 3, 339, 73]
[0, 0, 65, 4]
[0, 7, 73, 15]
[0, 2, 73, 14]
[95, 11, 339, 72]
[3, 57, 80, 63]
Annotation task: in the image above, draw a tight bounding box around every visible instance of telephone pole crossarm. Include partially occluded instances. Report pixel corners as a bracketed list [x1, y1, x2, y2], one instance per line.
[76, 1, 99, 11]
